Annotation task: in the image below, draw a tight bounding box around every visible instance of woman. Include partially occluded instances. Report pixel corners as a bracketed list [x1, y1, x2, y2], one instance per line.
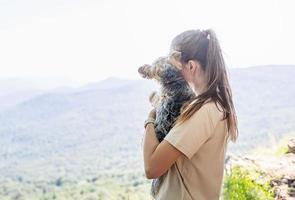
[142, 29, 239, 200]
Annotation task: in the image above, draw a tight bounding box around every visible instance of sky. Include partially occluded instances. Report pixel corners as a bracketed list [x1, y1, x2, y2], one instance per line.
[0, 0, 294, 86]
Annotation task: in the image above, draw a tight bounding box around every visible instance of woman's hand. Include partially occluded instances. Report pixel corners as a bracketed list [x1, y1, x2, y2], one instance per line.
[148, 108, 156, 120]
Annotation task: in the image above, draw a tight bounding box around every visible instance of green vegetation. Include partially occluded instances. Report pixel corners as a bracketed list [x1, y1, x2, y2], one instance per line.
[0, 173, 152, 200]
[273, 133, 293, 156]
[223, 166, 274, 200]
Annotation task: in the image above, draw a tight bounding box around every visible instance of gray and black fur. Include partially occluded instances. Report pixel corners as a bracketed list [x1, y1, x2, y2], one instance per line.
[138, 56, 195, 198]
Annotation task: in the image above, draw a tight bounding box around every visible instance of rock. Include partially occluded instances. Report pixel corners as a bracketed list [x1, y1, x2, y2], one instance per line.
[288, 187, 295, 197]
[282, 178, 289, 184]
[225, 139, 295, 199]
[288, 139, 295, 154]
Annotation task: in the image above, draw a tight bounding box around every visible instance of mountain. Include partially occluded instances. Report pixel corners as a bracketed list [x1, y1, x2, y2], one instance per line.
[228, 65, 295, 152]
[0, 65, 294, 199]
[0, 77, 79, 111]
[79, 76, 144, 91]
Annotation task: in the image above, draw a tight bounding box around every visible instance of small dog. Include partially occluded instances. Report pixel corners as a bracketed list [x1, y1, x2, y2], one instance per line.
[138, 56, 195, 198]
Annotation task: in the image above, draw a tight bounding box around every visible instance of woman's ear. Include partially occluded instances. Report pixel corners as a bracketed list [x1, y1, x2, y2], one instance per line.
[188, 60, 198, 74]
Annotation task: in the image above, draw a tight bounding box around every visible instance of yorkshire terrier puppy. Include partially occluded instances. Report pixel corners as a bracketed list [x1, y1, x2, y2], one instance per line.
[138, 56, 195, 198]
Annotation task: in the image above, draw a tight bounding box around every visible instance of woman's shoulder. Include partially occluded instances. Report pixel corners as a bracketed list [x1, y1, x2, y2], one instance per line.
[202, 99, 225, 124]
[205, 99, 223, 110]
[189, 98, 223, 116]
[180, 98, 224, 128]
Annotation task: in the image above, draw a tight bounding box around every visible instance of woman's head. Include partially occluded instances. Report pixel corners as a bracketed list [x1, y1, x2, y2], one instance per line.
[169, 29, 239, 143]
[168, 51, 207, 96]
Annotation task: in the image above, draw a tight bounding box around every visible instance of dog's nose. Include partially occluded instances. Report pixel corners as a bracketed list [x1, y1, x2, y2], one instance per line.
[138, 65, 148, 75]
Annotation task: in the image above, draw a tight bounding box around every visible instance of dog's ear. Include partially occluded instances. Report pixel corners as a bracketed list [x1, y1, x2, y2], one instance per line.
[168, 50, 183, 71]
[168, 50, 182, 64]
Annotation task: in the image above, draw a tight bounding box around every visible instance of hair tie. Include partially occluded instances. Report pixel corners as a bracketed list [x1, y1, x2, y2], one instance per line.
[202, 29, 210, 40]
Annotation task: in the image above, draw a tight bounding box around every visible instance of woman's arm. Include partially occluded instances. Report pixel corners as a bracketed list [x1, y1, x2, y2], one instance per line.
[143, 110, 183, 179]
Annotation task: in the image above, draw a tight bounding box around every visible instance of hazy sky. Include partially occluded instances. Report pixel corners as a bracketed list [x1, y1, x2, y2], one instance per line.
[0, 0, 294, 86]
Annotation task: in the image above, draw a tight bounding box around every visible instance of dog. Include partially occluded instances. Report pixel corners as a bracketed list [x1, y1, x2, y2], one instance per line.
[138, 56, 195, 198]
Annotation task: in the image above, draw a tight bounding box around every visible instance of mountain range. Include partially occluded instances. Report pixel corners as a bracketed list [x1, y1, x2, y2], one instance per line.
[0, 65, 294, 186]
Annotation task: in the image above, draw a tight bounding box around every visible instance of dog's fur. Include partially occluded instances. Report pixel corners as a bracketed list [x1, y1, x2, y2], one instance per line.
[138, 56, 195, 198]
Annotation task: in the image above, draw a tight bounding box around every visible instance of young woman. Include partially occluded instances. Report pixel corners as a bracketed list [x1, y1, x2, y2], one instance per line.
[142, 29, 239, 200]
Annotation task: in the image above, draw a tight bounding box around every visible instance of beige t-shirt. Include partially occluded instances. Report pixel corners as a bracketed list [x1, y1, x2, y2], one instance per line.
[154, 100, 229, 200]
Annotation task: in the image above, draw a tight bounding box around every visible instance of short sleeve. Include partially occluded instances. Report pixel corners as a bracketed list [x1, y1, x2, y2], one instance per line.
[164, 104, 214, 159]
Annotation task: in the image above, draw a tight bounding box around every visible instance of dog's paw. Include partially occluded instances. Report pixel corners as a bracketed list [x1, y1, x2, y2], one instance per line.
[149, 91, 160, 108]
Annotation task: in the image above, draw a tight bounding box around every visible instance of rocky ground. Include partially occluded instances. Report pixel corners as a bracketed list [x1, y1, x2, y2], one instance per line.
[225, 139, 295, 200]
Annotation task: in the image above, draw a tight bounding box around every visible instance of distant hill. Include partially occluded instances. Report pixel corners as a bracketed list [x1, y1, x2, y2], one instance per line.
[228, 65, 295, 152]
[0, 65, 294, 193]
[0, 77, 79, 111]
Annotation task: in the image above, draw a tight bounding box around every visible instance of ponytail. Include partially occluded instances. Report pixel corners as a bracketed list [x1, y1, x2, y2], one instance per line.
[170, 29, 239, 143]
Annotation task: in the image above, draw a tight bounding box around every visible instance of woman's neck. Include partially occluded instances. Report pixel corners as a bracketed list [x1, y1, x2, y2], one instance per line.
[192, 79, 207, 95]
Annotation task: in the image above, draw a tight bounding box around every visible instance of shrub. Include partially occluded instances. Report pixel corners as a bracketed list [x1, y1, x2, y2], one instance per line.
[223, 166, 274, 200]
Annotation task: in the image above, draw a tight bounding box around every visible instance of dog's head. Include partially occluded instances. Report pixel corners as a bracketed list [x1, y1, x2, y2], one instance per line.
[138, 56, 184, 85]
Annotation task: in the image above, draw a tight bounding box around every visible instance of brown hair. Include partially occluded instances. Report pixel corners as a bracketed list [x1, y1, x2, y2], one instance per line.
[170, 29, 238, 143]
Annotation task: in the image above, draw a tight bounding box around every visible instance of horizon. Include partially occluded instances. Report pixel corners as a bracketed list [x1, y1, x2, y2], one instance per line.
[0, 64, 294, 90]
